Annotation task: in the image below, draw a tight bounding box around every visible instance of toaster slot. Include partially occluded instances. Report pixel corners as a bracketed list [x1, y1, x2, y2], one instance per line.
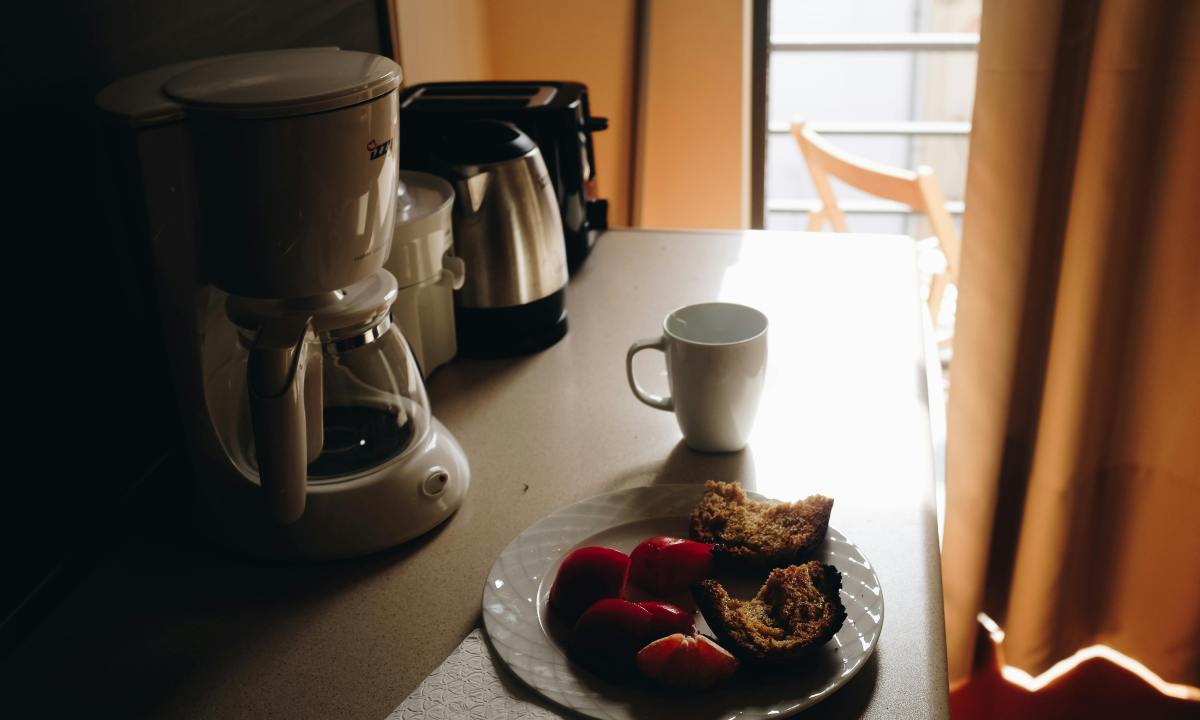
[407, 85, 559, 107]
[419, 85, 542, 96]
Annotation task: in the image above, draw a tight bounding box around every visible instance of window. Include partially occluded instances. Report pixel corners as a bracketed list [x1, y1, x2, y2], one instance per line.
[760, 0, 981, 241]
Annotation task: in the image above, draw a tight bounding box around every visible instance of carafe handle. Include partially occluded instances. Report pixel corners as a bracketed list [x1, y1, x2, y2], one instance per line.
[247, 317, 314, 524]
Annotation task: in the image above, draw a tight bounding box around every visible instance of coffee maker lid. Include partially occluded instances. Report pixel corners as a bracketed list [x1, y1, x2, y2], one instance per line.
[96, 58, 218, 128]
[95, 48, 344, 128]
[164, 49, 401, 120]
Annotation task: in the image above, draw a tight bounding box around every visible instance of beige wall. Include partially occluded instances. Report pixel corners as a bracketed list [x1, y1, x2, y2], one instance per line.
[483, 0, 638, 227]
[395, 0, 491, 83]
[636, 0, 751, 229]
[391, 0, 750, 230]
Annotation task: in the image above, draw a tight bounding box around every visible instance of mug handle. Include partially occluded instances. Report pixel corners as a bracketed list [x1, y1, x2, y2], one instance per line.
[626, 336, 674, 412]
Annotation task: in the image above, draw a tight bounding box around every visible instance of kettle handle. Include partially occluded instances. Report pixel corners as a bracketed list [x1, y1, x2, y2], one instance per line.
[247, 318, 314, 524]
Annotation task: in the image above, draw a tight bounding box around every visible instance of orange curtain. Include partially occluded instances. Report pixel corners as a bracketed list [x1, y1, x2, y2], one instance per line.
[942, 0, 1200, 689]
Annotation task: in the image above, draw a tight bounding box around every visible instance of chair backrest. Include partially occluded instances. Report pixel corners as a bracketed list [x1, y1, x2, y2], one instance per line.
[790, 119, 962, 324]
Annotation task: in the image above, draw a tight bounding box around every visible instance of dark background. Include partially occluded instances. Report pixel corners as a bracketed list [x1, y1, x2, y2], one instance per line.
[0, 0, 391, 652]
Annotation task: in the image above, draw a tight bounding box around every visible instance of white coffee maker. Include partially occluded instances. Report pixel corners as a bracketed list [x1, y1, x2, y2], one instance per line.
[97, 49, 469, 559]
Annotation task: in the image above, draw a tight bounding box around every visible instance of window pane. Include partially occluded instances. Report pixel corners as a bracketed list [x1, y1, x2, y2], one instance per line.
[770, 0, 980, 35]
[913, 52, 977, 123]
[771, 0, 916, 35]
[769, 52, 916, 124]
[918, 0, 981, 33]
[767, 211, 909, 235]
[763, 0, 981, 244]
[909, 214, 964, 242]
[767, 134, 912, 202]
[911, 136, 970, 200]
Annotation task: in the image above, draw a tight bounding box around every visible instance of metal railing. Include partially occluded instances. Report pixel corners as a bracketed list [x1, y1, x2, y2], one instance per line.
[767, 198, 965, 215]
[767, 121, 971, 137]
[770, 33, 979, 52]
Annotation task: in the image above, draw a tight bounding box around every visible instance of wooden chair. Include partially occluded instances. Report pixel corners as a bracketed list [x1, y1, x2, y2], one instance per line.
[790, 119, 962, 332]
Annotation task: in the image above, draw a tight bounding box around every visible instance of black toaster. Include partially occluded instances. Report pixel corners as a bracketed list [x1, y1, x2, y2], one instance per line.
[397, 81, 609, 274]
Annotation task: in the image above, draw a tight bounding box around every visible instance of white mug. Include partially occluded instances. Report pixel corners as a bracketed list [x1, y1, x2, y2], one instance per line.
[626, 302, 768, 452]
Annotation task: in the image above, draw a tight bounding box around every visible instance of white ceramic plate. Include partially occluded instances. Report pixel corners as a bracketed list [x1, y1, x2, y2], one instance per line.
[482, 484, 884, 720]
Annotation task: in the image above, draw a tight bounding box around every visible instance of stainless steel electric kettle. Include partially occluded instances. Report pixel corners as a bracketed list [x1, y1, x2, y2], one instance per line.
[434, 120, 569, 357]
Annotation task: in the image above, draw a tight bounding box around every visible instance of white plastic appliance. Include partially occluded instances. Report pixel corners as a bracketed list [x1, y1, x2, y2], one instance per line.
[386, 171, 464, 378]
[96, 49, 469, 559]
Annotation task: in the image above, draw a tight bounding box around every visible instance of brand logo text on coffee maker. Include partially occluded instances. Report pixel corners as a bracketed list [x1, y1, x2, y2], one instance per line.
[367, 138, 392, 160]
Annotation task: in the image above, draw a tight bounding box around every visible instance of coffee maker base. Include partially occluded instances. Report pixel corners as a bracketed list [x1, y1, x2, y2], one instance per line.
[196, 417, 470, 561]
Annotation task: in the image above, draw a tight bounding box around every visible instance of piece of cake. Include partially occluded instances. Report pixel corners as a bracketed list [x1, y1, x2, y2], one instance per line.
[692, 561, 846, 664]
[689, 481, 833, 569]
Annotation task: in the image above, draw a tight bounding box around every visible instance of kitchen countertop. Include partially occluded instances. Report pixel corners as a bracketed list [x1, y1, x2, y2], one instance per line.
[1, 229, 948, 718]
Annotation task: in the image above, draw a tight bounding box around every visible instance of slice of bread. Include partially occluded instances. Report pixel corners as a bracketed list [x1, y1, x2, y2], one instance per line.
[689, 481, 833, 569]
[692, 561, 846, 664]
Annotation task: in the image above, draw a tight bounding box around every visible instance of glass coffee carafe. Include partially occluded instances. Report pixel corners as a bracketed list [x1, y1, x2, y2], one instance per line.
[202, 269, 431, 522]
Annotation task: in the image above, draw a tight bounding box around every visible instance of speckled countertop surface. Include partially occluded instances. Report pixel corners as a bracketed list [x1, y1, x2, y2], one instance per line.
[0, 230, 948, 718]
